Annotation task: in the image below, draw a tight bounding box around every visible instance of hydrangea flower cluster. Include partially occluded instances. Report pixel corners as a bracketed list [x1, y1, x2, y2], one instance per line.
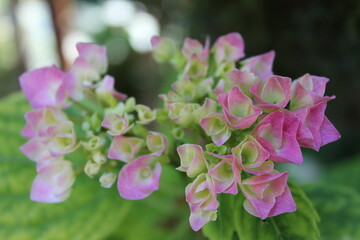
[151, 32, 340, 230]
[20, 43, 167, 202]
[19, 32, 340, 232]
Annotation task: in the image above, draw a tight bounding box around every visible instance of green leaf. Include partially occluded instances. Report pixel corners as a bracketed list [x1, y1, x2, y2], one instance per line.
[202, 182, 320, 240]
[107, 165, 196, 240]
[305, 183, 360, 239]
[202, 194, 237, 240]
[0, 93, 132, 240]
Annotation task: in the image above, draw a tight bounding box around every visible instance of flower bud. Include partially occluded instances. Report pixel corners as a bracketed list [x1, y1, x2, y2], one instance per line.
[172, 77, 199, 101]
[102, 113, 133, 136]
[172, 127, 185, 139]
[146, 132, 167, 156]
[200, 113, 231, 146]
[124, 97, 136, 113]
[167, 103, 200, 127]
[232, 135, 273, 175]
[184, 57, 208, 79]
[93, 151, 107, 165]
[90, 113, 102, 132]
[135, 104, 156, 125]
[194, 98, 217, 123]
[151, 36, 177, 63]
[84, 161, 101, 178]
[99, 172, 117, 188]
[81, 136, 104, 151]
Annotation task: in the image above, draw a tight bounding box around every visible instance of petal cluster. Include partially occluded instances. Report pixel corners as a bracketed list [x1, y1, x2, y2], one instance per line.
[152, 32, 340, 231]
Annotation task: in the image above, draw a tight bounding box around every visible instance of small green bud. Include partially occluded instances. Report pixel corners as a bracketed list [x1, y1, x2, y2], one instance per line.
[81, 136, 104, 151]
[124, 97, 136, 113]
[99, 172, 117, 188]
[84, 161, 101, 178]
[93, 151, 107, 165]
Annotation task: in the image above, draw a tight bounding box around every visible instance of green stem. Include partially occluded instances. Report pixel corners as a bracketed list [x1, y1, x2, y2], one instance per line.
[270, 218, 284, 240]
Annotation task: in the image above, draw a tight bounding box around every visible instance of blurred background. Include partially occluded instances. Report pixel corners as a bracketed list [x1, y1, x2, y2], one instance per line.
[1, 0, 360, 238]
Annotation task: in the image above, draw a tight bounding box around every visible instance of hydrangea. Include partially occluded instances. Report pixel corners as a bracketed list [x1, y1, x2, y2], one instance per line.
[19, 33, 340, 232]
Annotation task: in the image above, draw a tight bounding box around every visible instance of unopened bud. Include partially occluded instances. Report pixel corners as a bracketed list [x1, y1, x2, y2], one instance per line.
[135, 104, 156, 125]
[82, 136, 104, 151]
[93, 151, 107, 165]
[124, 97, 136, 113]
[84, 161, 101, 178]
[99, 172, 117, 188]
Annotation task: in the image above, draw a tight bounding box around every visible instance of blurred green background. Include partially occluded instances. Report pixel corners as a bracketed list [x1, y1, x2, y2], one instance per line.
[0, 0, 359, 239]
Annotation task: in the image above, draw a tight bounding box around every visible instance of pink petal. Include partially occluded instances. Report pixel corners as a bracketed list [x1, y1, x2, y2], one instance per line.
[30, 159, 74, 203]
[218, 86, 262, 129]
[267, 186, 296, 217]
[117, 155, 161, 200]
[20, 138, 51, 162]
[96, 75, 127, 101]
[76, 42, 107, 74]
[213, 32, 245, 63]
[240, 51, 275, 81]
[320, 116, 341, 146]
[176, 144, 207, 178]
[189, 209, 217, 231]
[146, 131, 167, 156]
[241, 172, 290, 219]
[208, 155, 239, 194]
[108, 136, 143, 162]
[19, 66, 66, 109]
[228, 69, 257, 96]
[182, 38, 204, 60]
[250, 75, 291, 112]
